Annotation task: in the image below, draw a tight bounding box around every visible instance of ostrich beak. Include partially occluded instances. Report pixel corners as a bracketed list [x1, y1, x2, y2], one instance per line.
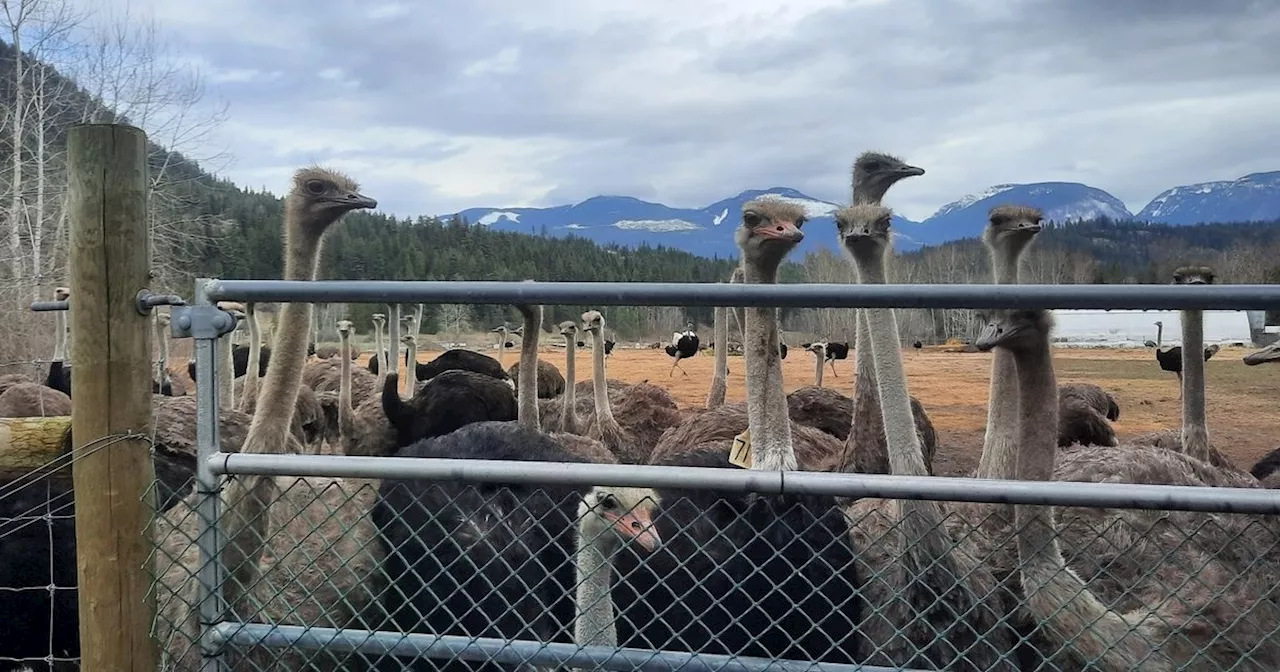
[757, 219, 804, 243]
[898, 164, 926, 177]
[605, 510, 661, 551]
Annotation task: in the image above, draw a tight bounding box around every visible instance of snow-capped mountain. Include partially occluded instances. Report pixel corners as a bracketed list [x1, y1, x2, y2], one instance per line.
[908, 182, 1134, 246]
[450, 173, 1280, 260]
[456, 188, 916, 259]
[1136, 171, 1280, 225]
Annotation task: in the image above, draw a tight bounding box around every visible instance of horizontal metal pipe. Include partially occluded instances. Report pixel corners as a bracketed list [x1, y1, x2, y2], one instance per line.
[29, 300, 69, 312]
[210, 453, 1280, 514]
[199, 278, 1280, 310]
[210, 623, 903, 672]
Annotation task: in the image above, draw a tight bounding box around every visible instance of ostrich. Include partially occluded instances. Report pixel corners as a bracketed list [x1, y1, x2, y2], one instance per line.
[706, 305, 728, 409]
[575, 198, 862, 664]
[554, 320, 583, 433]
[805, 341, 828, 387]
[1156, 336, 1220, 392]
[151, 167, 383, 670]
[822, 340, 850, 376]
[835, 203, 1015, 669]
[153, 312, 188, 396]
[843, 151, 936, 475]
[185, 339, 271, 384]
[400, 313, 419, 399]
[664, 321, 699, 376]
[778, 339, 788, 360]
[1145, 320, 1165, 348]
[506, 358, 566, 399]
[1058, 382, 1120, 448]
[912, 339, 923, 352]
[976, 307, 1280, 670]
[581, 310, 681, 463]
[1244, 341, 1280, 482]
[492, 324, 516, 368]
[366, 312, 387, 377]
[974, 204, 1044, 482]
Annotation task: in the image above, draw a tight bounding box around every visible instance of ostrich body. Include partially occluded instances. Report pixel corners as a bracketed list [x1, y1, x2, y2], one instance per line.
[1156, 343, 1220, 389]
[822, 340, 849, 376]
[836, 203, 1015, 670]
[843, 151, 936, 475]
[1057, 382, 1120, 447]
[976, 308, 1280, 670]
[506, 359, 566, 399]
[185, 342, 271, 384]
[664, 322, 699, 376]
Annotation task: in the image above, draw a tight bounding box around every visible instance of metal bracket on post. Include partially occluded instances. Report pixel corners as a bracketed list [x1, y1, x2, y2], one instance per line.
[30, 299, 70, 312]
[169, 303, 238, 340]
[135, 288, 187, 316]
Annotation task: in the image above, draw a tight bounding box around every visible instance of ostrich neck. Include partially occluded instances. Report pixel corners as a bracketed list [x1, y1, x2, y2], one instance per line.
[707, 305, 728, 408]
[153, 319, 165, 383]
[517, 307, 541, 431]
[217, 335, 234, 409]
[374, 324, 386, 387]
[338, 332, 354, 435]
[977, 245, 1024, 480]
[562, 335, 578, 432]
[388, 305, 402, 391]
[590, 327, 618, 431]
[1157, 323, 1163, 347]
[405, 338, 418, 395]
[54, 310, 67, 360]
[241, 306, 261, 412]
[853, 181, 890, 206]
[573, 523, 618, 650]
[497, 330, 507, 368]
[244, 223, 325, 450]
[814, 349, 825, 387]
[742, 259, 796, 472]
[1009, 329, 1156, 667]
[847, 248, 885, 473]
[1180, 309, 1209, 461]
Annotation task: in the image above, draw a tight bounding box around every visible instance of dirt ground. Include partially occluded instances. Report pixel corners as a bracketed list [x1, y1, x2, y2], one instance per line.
[393, 344, 1280, 477]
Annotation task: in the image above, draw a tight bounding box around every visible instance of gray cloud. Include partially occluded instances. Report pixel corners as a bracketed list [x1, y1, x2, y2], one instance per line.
[88, 0, 1280, 221]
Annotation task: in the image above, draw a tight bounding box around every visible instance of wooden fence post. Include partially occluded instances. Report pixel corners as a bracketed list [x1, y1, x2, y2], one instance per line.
[66, 123, 157, 671]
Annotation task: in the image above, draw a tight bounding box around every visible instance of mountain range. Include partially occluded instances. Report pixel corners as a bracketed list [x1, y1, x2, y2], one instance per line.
[452, 171, 1280, 259]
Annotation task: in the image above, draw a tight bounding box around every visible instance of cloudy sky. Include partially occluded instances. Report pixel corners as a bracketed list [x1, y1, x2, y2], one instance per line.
[71, 0, 1280, 221]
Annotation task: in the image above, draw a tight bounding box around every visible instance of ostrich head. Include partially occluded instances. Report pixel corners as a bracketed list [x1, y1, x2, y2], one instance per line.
[1172, 265, 1215, 286]
[581, 310, 604, 334]
[851, 151, 925, 204]
[1244, 340, 1280, 366]
[834, 204, 893, 272]
[399, 334, 415, 347]
[984, 205, 1043, 248]
[217, 301, 246, 322]
[735, 198, 806, 271]
[336, 319, 353, 337]
[974, 309, 1056, 354]
[54, 286, 70, 301]
[492, 325, 508, 334]
[578, 486, 661, 551]
[559, 320, 578, 338]
[285, 167, 376, 227]
[1154, 320, 1163, 327]
[156, 312, 171, 328]
[371, 313, 386, 329]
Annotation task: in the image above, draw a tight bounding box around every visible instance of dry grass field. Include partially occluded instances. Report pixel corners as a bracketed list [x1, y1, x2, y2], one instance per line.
[377, 343, 1280, 477]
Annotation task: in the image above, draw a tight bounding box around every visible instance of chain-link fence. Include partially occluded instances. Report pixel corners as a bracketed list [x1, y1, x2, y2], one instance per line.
[7, 278, 1280, 671]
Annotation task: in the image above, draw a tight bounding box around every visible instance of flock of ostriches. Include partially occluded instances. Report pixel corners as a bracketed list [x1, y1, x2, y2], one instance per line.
[2, 153, 1280, 672]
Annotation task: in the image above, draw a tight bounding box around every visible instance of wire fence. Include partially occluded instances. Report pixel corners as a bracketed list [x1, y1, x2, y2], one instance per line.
[4, 278, 1280, 671]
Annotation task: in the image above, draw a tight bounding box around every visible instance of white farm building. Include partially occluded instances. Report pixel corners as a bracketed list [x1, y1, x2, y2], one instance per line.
[1050, 310, 1256, 348]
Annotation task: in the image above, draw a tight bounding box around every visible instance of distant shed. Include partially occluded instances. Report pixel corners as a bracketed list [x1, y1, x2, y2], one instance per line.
[1050, 310, 1252, 348]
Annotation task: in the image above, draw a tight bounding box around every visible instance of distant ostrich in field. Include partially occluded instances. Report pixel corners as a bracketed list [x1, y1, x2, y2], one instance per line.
[842, 151, 936, 475]
[822, 340, 850, 376]
[805, 341, 828, 387]
[664, 321, 699, 376]
[582, 310, 681, 463]
[976, 307, 1280, 670]
[492, 324, 516, 367]
[912, 339, 923, 353]
[836, 202, 1015, 669]
[1156, 327, 1220, 393]
[1144, 320, 1164, 348]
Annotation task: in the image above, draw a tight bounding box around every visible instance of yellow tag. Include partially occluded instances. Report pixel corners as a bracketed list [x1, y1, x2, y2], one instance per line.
[728, 429, 753, 469]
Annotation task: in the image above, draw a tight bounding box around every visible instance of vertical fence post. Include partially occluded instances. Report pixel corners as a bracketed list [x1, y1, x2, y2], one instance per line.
[66, 123, 157, 671]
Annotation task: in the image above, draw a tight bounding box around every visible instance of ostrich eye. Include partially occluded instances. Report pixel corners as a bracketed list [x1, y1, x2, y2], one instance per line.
[599, 493, 618, 510]
[794, 216, 807, 227]
[743, 212, 762, 227]
[305, 179, 327, 195]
